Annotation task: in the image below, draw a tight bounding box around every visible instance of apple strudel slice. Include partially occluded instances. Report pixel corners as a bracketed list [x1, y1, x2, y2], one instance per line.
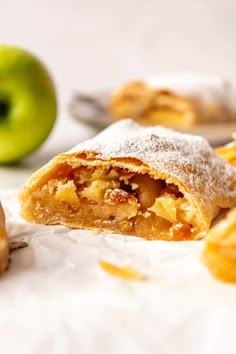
[19, 120, 236, 240]
[0, 203, 9, 273]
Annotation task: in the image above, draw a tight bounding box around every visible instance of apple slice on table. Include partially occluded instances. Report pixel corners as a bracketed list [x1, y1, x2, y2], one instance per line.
[0, 45, 57, 163]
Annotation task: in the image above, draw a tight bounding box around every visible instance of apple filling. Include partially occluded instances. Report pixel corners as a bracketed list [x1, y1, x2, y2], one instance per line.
[35, 165, 197, 240]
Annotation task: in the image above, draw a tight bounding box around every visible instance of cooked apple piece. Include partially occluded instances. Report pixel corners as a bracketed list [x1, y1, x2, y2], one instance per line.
[131, 174, 163, 208]
[55, 180, 80, 206]
[81, 180, 120, 203]
[149, 193, 178, 223]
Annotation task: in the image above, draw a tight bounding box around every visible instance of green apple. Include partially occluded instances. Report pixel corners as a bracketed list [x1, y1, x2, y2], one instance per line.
[0, 45, 57, 163]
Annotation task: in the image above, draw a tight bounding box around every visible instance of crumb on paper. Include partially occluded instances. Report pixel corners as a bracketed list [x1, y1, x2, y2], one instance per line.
[99, 260, 145, 281]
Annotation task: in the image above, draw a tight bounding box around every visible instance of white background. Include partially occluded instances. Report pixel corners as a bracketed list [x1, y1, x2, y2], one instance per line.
[0, 0, 235, 94]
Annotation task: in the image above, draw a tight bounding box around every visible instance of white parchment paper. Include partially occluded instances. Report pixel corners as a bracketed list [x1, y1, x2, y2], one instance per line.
[1, 189, 236, 354]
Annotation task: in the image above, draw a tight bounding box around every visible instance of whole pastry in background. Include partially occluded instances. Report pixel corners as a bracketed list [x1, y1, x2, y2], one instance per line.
[110, 81, 195, 128]
[19, 120, 236, 241]
[110, 80, 236, 128]
[0, 203, 9, 273]
[202, 207, 236, 283]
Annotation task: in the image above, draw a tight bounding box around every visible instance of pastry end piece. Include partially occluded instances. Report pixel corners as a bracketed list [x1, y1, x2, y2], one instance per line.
[0, 203, 9, 274]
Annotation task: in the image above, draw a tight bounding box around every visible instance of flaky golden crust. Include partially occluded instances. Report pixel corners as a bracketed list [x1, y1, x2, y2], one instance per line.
[19, 120, 236, 239]
[215, 133, 236, 167]
[0, 203, 9, 274]
[202, 207, 236, 283]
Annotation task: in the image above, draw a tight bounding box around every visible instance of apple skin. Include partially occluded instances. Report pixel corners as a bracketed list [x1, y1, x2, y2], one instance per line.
[0, 45, 57, 163]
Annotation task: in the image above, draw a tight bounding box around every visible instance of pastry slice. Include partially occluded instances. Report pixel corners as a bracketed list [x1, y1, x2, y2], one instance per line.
[215, 133, 236, 167]
[110, 81, 195, 128]
[0, 203, 9, 273]
[202, 207, 236, 283]
[19, 120, 236, 240]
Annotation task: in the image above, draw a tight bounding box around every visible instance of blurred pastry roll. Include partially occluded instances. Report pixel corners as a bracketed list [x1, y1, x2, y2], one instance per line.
[110, 81, 195, 128]
[110, 77, 236, 128]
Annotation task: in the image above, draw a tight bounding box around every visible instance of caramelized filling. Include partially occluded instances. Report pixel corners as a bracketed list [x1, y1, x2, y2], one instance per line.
[37, 165, 196, 240]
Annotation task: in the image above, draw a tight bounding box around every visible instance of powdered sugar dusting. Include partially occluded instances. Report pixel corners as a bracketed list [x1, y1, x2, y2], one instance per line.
[69, 119, 236, 209]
